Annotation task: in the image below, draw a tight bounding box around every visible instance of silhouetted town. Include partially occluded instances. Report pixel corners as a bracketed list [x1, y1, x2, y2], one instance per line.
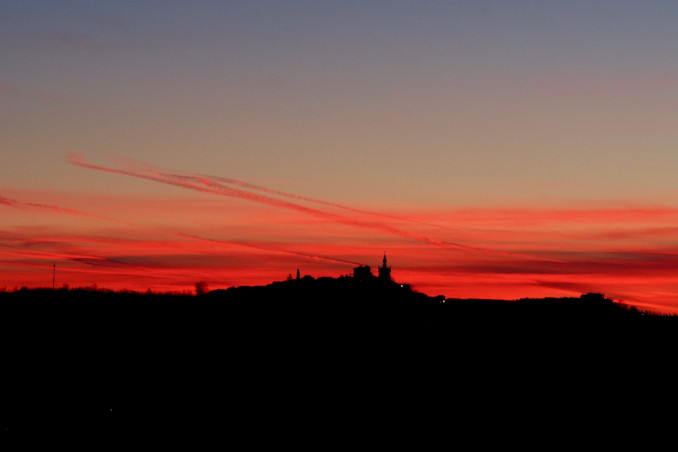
[2, 254, 677, 435]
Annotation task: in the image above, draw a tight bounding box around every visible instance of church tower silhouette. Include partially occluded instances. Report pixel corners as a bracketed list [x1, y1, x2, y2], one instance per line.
[378, 253, 391, 281]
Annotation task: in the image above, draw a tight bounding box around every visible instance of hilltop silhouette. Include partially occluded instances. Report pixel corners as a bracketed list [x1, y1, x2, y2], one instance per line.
[2, 261, 677, 437]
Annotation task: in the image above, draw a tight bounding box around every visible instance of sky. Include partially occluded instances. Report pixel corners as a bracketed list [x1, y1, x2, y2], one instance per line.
[2, 1, 678, 313]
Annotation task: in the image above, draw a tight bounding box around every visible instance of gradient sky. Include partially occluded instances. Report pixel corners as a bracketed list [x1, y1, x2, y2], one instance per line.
[2, 1, 678, 312]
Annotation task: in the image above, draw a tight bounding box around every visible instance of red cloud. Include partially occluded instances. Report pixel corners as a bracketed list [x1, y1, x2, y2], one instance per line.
[3, 156, 678, 314]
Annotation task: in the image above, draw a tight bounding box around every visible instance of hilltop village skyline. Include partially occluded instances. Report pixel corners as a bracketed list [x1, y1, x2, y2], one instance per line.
[5, 252, 662, 316]
[10, 252, 671, 320]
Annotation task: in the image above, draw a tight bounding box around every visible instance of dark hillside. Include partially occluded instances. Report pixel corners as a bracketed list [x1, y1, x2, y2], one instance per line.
[2, 280, 677, 436]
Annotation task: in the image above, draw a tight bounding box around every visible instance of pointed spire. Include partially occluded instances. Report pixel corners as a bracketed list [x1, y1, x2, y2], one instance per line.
[379, 253, 391, 281]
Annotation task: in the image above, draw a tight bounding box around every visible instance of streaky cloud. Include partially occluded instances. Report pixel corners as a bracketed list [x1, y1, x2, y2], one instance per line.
[0, 243, 107, 261]
[0, 194, 134, 225]
[175, 232, 364, 267]
[117, 155, 458, 233]
[1, 189, 364, 269]
[69, 153, 562, 262]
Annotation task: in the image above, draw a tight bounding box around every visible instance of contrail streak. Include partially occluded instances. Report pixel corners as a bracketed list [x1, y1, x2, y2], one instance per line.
[1, 194, 135, 226]
[68, 153, 565, 262]
[118, 155, 457, 233]
[0, 243, 107, 261]
[1, 190, 364, 268]
[175, 232, 364, 267]
[68, 153, 498, 253]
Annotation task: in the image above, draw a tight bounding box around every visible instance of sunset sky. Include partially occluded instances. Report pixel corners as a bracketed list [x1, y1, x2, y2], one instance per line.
[3, 1, 678, 312]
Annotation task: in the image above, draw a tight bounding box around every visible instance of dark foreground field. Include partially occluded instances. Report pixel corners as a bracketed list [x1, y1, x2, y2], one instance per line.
[3, 277, 677, 438]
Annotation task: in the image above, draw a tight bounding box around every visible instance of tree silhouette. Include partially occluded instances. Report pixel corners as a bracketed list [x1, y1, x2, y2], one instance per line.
[195, 281, 208, 295]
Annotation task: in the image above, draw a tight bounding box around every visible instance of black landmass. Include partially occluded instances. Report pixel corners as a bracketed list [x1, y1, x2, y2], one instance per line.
[2, 275, 677, 437]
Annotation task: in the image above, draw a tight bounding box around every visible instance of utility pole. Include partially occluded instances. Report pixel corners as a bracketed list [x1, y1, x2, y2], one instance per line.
[53, 261, 56, 290]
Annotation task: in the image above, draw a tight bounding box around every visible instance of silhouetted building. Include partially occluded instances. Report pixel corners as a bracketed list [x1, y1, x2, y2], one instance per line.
[378, 254, 391, 281]
[353, 265, 372, 280]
